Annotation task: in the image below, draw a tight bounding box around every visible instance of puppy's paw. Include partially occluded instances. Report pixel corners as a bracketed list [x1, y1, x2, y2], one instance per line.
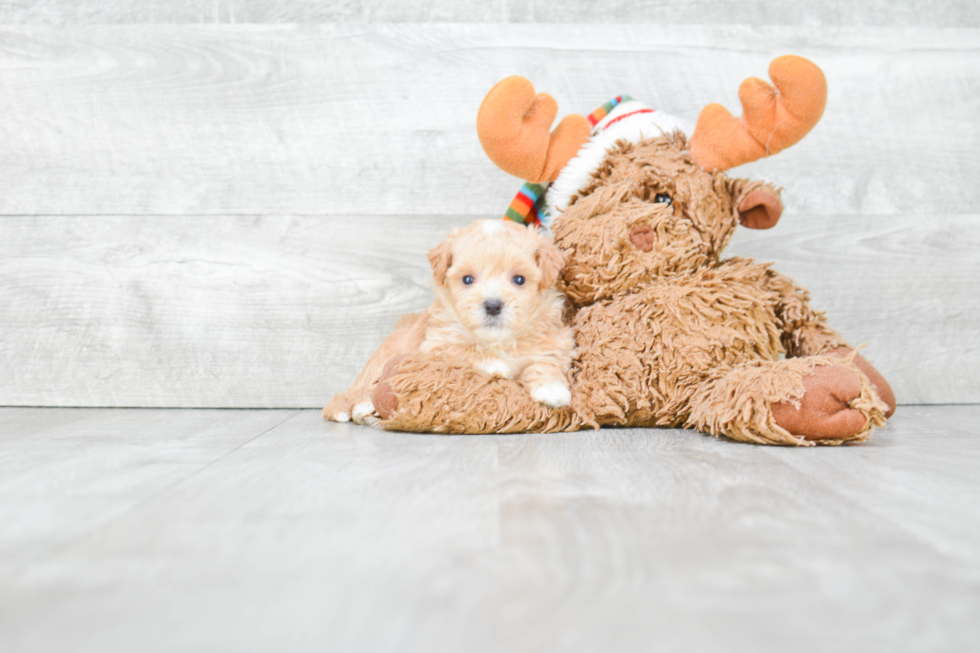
[352, 400, 380, 426]
[531, 382, 572, 408]
[323, 396, 352, 422]
[478, 357, 513, 379]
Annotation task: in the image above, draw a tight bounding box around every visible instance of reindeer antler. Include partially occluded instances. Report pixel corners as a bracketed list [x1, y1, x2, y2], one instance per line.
[477, 76, 592, 182]
[689, 56, 827, 172]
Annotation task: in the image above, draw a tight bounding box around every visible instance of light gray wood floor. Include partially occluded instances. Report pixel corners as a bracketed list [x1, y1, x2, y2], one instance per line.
[1, 406, 978, 652]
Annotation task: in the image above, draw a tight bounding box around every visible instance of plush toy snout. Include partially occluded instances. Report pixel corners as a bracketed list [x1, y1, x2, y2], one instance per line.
[629, 225, 656, 252]
[626, 201, 674, 253]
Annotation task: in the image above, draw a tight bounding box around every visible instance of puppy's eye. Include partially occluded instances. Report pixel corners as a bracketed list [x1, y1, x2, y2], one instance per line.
[512, 275, 525, 286]
[462, 275, 474, 285]
[654, 193, 672, 205]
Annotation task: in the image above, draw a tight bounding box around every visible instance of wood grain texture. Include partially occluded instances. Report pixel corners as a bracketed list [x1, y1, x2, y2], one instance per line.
[0, 214, 456, 407]
[0, 212, 976, 408]
[0, 24, 976, 216]
[1, 406, 978, 652]
[0, 1, 976, 26]
[0, 407, 298, 577]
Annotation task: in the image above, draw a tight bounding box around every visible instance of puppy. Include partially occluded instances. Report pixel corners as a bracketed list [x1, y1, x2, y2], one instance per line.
[324, 219, 575, 425]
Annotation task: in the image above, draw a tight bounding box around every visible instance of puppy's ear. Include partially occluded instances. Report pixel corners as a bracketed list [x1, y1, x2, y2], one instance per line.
[535, 237, 565, 290]
[427, 239, 453, 286]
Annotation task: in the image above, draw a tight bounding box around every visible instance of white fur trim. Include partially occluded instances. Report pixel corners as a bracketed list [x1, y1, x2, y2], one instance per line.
[593, 99, 648, 131]
[546, 104, 694, 217]
[531, 382, 572, 408]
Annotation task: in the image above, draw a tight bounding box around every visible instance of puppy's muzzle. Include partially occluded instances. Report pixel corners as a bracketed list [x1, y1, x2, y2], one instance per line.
[483, 299, 504, 317]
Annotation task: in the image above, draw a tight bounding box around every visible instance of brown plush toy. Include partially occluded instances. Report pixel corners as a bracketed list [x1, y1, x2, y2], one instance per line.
[368, 55, 897, 445]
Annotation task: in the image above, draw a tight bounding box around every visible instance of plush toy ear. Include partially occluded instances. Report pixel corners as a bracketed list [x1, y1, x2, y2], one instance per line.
[738, 187, 783, 229]
[727, 180, 783, 230]
[427, 239, 454, 285]
[535, 237, 565, 290]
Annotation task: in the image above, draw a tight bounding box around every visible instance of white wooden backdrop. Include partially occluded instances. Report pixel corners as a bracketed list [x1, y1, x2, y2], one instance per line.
[0, 7, 978, 407]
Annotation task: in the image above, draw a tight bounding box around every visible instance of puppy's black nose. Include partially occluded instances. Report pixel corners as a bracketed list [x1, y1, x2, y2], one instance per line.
[483, 299, 503, 316]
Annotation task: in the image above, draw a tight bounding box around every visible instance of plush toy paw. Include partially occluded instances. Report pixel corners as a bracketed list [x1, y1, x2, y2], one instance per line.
[530, 382, 572, 408]
[771, 363, 874, 441]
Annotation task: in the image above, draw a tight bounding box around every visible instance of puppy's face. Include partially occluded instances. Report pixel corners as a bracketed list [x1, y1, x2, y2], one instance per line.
[428, 220, 563, 342]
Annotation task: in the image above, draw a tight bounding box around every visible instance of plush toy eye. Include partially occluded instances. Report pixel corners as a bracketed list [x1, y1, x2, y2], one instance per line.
[512, 275, 526, 286]
[462, 275, 474, 285]
[654, 193, 672, 205]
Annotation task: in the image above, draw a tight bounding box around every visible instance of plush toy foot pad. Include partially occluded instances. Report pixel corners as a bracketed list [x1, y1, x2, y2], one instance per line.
[828, 347, 896, 418]
[772, 363, 872, 440]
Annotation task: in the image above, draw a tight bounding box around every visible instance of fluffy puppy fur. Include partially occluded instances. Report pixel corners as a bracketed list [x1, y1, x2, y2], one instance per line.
[324, 219, 574, 425]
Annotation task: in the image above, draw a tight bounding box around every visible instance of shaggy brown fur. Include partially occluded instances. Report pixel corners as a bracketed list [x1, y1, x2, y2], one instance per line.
[372, 133, 895, 445]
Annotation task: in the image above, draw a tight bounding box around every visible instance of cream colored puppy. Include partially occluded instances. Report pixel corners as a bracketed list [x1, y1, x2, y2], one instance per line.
[324, 219, 575, 425]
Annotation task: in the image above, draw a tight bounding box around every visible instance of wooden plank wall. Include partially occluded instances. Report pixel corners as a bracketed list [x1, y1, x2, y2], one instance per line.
[0, 6, 977, 407]
[2, 2, 978, 26]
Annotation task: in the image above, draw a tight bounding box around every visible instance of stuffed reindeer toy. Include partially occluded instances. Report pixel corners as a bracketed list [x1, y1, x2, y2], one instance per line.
[360, 55, 896, 445]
